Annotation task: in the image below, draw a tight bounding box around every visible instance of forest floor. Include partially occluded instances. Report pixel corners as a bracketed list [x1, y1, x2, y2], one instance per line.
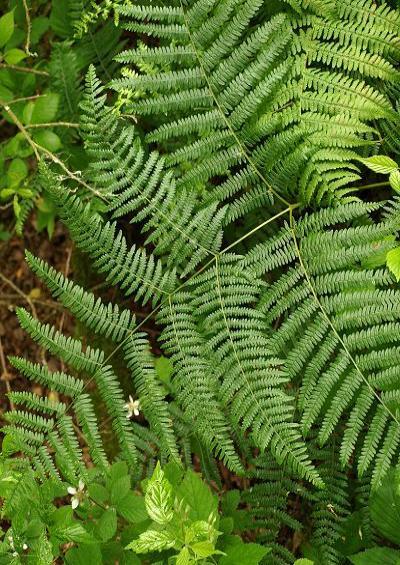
[0, 210, 74, 427]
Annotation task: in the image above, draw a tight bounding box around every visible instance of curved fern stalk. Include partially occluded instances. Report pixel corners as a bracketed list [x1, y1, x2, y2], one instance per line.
[243, 199, 400, 488]
[25, 251, 180, 463]
[111, 0, 399, 208]
[188, 254, 322, 486]
[80, 67, 226, 277]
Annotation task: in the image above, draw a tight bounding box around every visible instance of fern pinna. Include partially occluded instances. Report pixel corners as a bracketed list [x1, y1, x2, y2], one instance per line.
[3, 1, 400, 564]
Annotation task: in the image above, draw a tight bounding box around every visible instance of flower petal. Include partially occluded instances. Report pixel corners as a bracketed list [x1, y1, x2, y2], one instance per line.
[71, 497, 79, 509]
[67, 487, 77, 495]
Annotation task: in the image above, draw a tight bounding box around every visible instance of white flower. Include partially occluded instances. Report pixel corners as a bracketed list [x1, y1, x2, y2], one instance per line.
[22, 544, 28, 551]
[67, 479, 85, 510]
[124, 395, 140, 419]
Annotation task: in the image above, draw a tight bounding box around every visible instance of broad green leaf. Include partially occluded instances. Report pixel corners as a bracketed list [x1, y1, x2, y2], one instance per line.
[359, 156, 398, 175]
[219, 537, 270, 565]
[0, 83, 13, 102]
[155, 356, 173, 387]
[294, 560, 314, 565]
[98, 507, 117, 542]
[31, 16, 49, 45]
[176, 547, 192, 565]
[387, 247, 400, 282]
[65, 544, 102, 564]
[0, 10, 14, 48]
[349, 548, 400, 565]
[110, 475, 131, 506]
[390, 170, 400, 194]
[7, 158, 28, 186]
[191, 541, 221, 558]
[126, 529, 176, 553]
[1, 188, 16, 199]
[4, 48, 26, 64]
[116, 491, 148, 523]
[33, 129, 62, 152]
[23, 101, 35, 125]
[145, 462, 174, 525]
[176, 469, 218, 522]
[185, 519, 218, 545]
[18, 188, 33, 198]
[31, 93, 59, 124]
[370, 468, 400, 544]
[87, 483, 109, 504]
[54, 523, 94, 544]
[110, 460, 128, 482]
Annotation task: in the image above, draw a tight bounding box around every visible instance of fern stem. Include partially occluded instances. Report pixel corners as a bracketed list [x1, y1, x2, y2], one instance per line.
[26, 122, 80, 129]
[221, 205, 298, 254]
[0, 63, 48, 76]
[356, 181, 392, 191]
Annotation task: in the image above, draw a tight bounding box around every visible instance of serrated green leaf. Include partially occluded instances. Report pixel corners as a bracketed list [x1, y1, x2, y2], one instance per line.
[4, 48, 26, 64]
[33, 129, 62, 152]
[145, 462, 174, 525]
[7, 158, 28, 186]
[349, 547, 400, 565]
[65, 543, 102, 564]
[111, 475, 131, 506]
[387, 247, 400, 282]
[295, 560, 314, 565]
[126, 529, 176, 553]
[0, 10, 14, 48]
[390, 170, 400, 194]
[360, 156, 398, 174]
[98, 507, 117, 542]
[176, 470, 217, 523]
[31, 93, 59, 124]
[176, 547, 192, 565]
[192, 540, 221, 558]
[116, 491, 148, 523]
[88, 483, 109, 504]
[219, 537, 270, 565]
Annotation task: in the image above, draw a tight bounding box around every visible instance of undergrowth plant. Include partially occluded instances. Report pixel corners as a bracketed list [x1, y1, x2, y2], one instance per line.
[2, 0, 400, 563]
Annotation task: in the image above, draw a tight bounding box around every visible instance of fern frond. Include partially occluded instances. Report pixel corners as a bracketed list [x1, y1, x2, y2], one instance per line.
[243, 200, 400, 487]
[111, 0, 400, 207]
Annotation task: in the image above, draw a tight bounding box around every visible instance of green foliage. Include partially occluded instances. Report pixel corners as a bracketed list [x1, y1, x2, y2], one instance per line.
[111, 0, 400, 207]
[0, 456, 245, 564]
[2, 1, 400, 564]
[0, 0, 123, 235]
[127, 462, 268, 564]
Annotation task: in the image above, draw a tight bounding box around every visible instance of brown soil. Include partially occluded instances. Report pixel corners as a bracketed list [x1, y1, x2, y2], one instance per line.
[0, 211, 74, 425]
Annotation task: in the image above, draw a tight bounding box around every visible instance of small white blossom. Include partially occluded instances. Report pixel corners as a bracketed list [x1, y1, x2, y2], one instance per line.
[124, 395, 140, 419]
[22, 544, 28, 551]
[68, 479, 85, 509]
